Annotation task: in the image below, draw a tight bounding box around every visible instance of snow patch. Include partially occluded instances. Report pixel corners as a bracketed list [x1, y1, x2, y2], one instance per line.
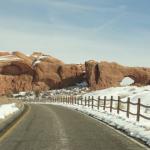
[120, 77, 134, 86]
[0, 55, 20, 62]
[83, 86, 150, 105]
[0, 103, 19, 119]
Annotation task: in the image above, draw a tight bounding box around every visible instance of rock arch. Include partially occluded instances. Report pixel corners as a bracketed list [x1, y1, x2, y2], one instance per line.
[85, 61, 150, 90]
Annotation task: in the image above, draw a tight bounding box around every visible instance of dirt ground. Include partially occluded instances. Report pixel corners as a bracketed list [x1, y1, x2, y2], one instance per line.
[0, 97, 22, 108]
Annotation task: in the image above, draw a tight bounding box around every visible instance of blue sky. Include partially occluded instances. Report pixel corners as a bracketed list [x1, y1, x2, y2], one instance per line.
[0, 0, 150, 66]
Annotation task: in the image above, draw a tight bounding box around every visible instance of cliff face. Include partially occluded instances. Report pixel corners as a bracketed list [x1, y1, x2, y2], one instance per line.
[85, 61, 150, 90]
[0, 51, 85, 95]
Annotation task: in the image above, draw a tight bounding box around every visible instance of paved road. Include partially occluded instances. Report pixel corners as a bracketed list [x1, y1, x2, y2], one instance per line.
[0, 104, 147, 150]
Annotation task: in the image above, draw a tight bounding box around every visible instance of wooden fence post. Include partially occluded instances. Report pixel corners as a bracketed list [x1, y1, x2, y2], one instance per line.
[72, 96, 73, 104]
[92, 96, 94, 109]
[75, 96, 76, 104]
[137, 98, 141, 122]
[69, 96, 70, 104]
[117, 96, 120, 114]
[110, 96, 113, 113]
[66, 96, 67, 104]
[85, 97, 87, 106]
[64, 96, 65, 103]
[103, 96, 106, 110]
[88, 96, 90, 107]
[127, 97, 130, 118]
[77, 97, 79, 105]
[72, 96, 74, 105]
[97, 96, 100, 110]
[71, 96, 72, 104]
[81, 96, 83, 105]
[73, 96, 74, 105]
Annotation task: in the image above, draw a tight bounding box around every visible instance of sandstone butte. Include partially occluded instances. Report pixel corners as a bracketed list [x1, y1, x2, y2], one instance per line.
[85, 60, 150, 90]
[0, 51, 150, 95]
[0, 51, 85, 95]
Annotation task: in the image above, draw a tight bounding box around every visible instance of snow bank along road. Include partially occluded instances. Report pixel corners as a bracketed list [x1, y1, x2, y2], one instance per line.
[0, 104, 148, 150]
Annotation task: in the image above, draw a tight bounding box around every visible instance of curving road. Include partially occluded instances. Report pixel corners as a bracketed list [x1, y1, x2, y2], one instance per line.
[0, 104, 147, 150]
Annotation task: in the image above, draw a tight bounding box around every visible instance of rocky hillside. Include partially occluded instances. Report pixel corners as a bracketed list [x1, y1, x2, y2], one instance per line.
[0, 51, 85, 95]
[0, 51, 150, 95]
[85, 60, 150, 90]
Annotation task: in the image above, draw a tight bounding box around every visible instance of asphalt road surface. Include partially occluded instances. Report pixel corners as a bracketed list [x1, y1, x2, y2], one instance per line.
[0, 104, 147, 150]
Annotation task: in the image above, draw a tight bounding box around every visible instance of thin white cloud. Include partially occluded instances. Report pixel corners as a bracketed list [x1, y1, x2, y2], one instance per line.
[94, 13, 126, 32]
[7, 0, 127, 13]
[92, 5, 127, 32]
[48, 1, 127, 14]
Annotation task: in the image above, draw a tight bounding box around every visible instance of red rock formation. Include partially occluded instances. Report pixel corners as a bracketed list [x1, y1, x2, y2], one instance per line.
[0, 51, 85, 95]
[34, 62, 62, 89]
[12, 51, 33, 66]
[85, 61, 150, 90]
[34, 62, 85, 89]
[32, 82, 49, 91]
[0, 61, 34, 76]
[58, 64, 85, 87]
[0, 52, 10, 56]
[1, 50, 150, 95]
[0, 74, 33, 95]
[30, 52, 64, 65]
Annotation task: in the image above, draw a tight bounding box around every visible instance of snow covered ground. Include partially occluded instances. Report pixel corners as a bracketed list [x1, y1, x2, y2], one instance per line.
[82, 85, 150, 124]
[83, 86, 150, 105]
[0, 103, 19, 120]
